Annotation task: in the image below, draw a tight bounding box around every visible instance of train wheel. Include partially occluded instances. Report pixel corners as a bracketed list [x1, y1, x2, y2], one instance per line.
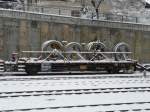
[124, 65, 135, 74]
[107, 69, 120, 74]
[25, 64, 40, 75]
[107, 65, 120, 74]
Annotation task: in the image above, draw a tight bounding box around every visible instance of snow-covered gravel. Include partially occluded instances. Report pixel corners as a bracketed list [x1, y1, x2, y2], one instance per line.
[1, 93, 150, 111]
[0, 78, 150, 92]
[1, 73, 150, 112]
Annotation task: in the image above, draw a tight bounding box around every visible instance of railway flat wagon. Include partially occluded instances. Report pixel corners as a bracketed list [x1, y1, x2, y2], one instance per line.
[20, 40, 137, 75]
[24, 59, 136, 75]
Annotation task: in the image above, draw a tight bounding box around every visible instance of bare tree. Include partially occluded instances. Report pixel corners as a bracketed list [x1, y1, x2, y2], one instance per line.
[91, 0, 104, 19]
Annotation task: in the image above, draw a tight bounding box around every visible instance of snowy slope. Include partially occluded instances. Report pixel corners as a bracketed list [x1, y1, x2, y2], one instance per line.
[145, 0, 150, 4]
[107, 0, 150, 23]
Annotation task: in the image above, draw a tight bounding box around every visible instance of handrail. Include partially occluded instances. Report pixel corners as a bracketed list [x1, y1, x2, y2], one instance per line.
[22, 51, 132, 54]
[1, 8, 150, 32]
[0, 1, 140, 23]
[0, 2, 150, 25]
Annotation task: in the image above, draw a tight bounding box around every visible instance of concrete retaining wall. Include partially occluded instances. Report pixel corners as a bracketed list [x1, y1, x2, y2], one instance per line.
[0, 9, 150, 62]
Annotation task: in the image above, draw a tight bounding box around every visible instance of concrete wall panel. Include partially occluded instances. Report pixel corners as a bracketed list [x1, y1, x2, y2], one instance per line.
[0, 17, 150, 62]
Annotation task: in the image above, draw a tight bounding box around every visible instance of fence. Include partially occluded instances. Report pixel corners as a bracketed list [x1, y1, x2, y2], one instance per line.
[0, 1, 148, 24]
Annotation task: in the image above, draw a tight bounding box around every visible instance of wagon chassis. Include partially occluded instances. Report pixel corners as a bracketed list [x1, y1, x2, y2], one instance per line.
[23, 51, 137, 75]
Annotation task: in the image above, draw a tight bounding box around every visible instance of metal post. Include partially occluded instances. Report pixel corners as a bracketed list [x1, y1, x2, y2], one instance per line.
[121, 15, 124, 22]
[136, 17, 138, 23]
[143, 70, 147, 78]
[59, 8, 61, 15]
[91, 12, 94, 19]
[26, 0, 30, 11]
[41, 7, 43, 13]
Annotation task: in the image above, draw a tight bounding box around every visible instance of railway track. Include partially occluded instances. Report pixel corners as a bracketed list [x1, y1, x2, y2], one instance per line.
[1, 73, 150, 112]
[1, 102, 150, 112]
[1, 86, 150, 98]
[0, 74, 146, 81]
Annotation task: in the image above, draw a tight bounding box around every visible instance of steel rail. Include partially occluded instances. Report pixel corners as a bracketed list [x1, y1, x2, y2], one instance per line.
[1, 87, 150, 98]
[1, 102, 150, 112]
[0, 75, 144, 81]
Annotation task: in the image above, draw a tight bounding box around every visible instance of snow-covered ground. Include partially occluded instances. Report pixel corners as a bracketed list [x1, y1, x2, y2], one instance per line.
[0, 75, 150, 92]
[1, 74, 150, 112]
[146, 0, 150, 4]
[1, 92, 150, 112]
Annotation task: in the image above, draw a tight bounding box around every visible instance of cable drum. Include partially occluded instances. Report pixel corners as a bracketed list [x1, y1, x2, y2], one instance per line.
[42, 40, 64, 51]
[87, 41, 106, 60]
[41, 40, 64, 60]
[65, 42, 85, 60]
[113, 42, 131, 61]
[87, 41, 106, 51]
